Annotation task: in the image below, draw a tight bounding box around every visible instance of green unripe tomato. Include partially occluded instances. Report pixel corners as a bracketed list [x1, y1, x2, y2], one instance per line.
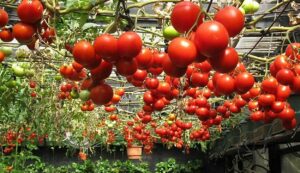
[163, 26, 180, 40]
[12, 64, 25, 77]
[79, 90, 90, 101]
[5, 80, 18, 88]
[0, 85, 7, 92]
[0, 47, 13, 56]
[242, 0, 260, 14]
[54, 75, 62, 81]
[239, 7, 246, 15]
[70, 89, 79, 99]
[25, 69, 35, 77]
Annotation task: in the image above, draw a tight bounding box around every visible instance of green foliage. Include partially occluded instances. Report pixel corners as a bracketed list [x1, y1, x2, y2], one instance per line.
[155, 158, 202, 173]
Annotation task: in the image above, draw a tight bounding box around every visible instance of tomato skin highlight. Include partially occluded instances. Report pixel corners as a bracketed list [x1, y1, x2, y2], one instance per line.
[194, 21, 229, 57]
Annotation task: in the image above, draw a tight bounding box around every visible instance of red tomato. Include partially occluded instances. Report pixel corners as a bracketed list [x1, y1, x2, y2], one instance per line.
[0, 9, 9, 27]
[258, 94, 275, 107]
[157, 82, 171, 96]
[250, 111, 264, 122]
[261, 77, 278, 94]
[171, 1, 203, 33]
[168, 37, 197, 67]
[91, 60, 113, 81]
[0, 51, 5, 62]
[249, 87, 261, 98]
[214, 6, 244, 37]
[94, 34, 118, 62]
[17, 0, 44, 24]
[234, 97, 247, 108]
[116, 58, 137, 76]
[117, 31, 142, 59]
[72, 40, 100, 69]
[154, 99, 165, 111]
[271, 101, 285, 113]
[42, 27, 56, 43]
[270, 62, 277, 77]
[282, 118, 297, 130]
[90, 83, 113, 105]
[276, 68, 295, 86]
[194, 60, 212, 73]
[135, 48, 153, 69]
[148, 67, 163, 76]
[143, 91, 155, 104]
[209, 47, 239, 73]
[190, 72, 209, 87]
[235, 72, 255, 94]
[115, 88, 125, 96]
[215, 74, 235, 95]
[278, 108, 295, 121]
[285, 43, 300, 60]
[12, 22, 35, 44]
[145, 78, 159, 89]
[294, 64, 300, 76]
[292, 76, 300, 94]
[194, 21, 229, 57]
[152, 52, 167, 68]
[274, 55, 291, 71]
[276, 85, 291, 101]
[132, 69, 147, 81]
[0, 29, 14, 42]
[196, 107, 210, 121]
[162, 55, 187, 78]
[72, 61, 84, 72]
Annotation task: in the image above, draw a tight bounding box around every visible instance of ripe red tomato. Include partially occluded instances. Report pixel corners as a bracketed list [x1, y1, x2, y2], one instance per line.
[0, 51, 5, 62]
[17, 0, 43, 24]
[72, 61, 84, 73]
[94, 34, 118, 62]
[12, 22, 35, 44]
[276, 85, 291, 101]
[261, 77, 278, 94]
[248, 100, 259, 111]
[249, 87, 261, 98]
[168, 37, 197, 67]
[196, 107, 210, 121]
[171, 1, 203, 33]
[215, 74, 235, 95]
[276, 68, 295, 86]
[282, 118, 297, 130]
[90, 83, 113, 105]
[274, 55, 291, 71]
[190, 72, 209, 87]
[234, 97, 247, 108]
[42, 27, 56, 43]
[90, 60, 113, 81]
[194, 21, 229, 57]
[143, 91, 155, 104]
[157, 82, 171, 96]
[135, 48, 153, 69]
[162, 55, 187, 77]
[270, 62, 277, 77]
[116, 58, 138, 76]
[72, 40, 99, 68]
[115, 88, 125, 96]
[148, 67, 163, 76]
[285, 43, 300, 60]
[152, 52, 167, 68]
[117, 31, 142, 59]
[278, 108, 295, 121]
[214, 6, 244, 37]
[258, 94, 275, 107]
[132, 69, 147, 81]
[209, 47, 239, 73]
[271, 101, 285, 113]
[0, 9, 9, 27]
[235, 72, 255, 94]
[250, 111, 264, 122]
[154, 99, 165, 111]
[145, 78, 159, 89]
[292, 76, 300, 93]
[194, 60, 212, 73]
[0, 29, 14, 42]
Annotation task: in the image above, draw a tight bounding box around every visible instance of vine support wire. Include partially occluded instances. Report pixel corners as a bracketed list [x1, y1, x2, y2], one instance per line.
[243, 0, 292, 61]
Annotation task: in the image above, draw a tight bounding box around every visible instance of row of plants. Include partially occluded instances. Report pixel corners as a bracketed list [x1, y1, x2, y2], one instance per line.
[0, 149, 202, 173]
